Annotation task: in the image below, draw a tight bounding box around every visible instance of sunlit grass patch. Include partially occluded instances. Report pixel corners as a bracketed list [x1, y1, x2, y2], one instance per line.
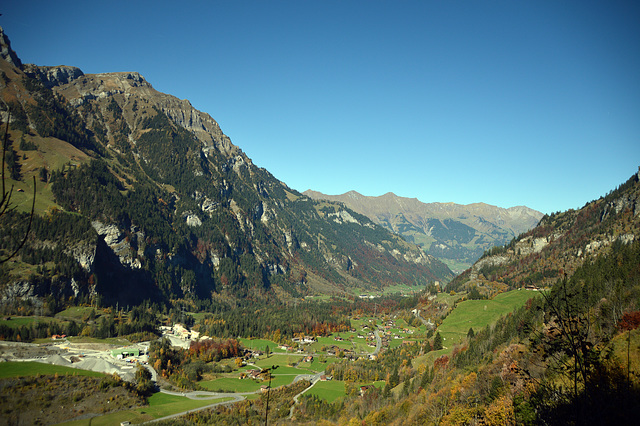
[0, 361, 105, 378]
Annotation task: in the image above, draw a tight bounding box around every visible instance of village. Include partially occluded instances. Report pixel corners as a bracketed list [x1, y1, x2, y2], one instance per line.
[0, 311, 431, 412]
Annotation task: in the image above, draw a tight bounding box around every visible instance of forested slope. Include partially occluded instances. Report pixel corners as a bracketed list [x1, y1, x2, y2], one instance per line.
[448, 169, 640, 296]
[281, 172, 640, 425]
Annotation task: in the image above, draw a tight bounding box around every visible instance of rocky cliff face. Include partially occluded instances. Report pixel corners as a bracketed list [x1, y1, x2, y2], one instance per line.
[0, 26, 21, 68]
[23, 64, 84, 88]
[304, 190, 543, 272]
[50, 70, 238, 157]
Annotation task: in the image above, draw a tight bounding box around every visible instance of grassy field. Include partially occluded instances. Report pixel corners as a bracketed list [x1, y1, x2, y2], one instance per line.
[0, 316, 43, 328]
[0, 315, 74, 331]
[55, 306, 101, 321]
[200, 372, 297, 393]
[345, 283, 424, 297]
[251, 354, 297, 368]
[411, 348, 451, 370]
[143, 392, 233, 418]
[350, 317, 378, 328]
[240, 338, 284, 353]
[306, 380, 346, 402]
[386, 318, 427, 336]
[200, 376, 264, 393]
[388, 337, 423, 349]
[311, 335, 375, 354]
[252, 364, 305, 376]
[200, 351, 325, 393]
[58, 392, 233, 426]
[437, 289, 541, 347]
[200, 353, 313, 393]
[7, 132, 92, 215]
[0, 361, 105, 378]
[301, 357, 338, 372]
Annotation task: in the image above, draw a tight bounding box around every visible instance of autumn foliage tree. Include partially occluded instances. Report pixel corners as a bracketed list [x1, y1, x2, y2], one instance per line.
[188, 338, 241, 362]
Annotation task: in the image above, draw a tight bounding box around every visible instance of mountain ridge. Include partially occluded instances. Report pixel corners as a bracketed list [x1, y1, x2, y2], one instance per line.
[304, 189, 543, 272]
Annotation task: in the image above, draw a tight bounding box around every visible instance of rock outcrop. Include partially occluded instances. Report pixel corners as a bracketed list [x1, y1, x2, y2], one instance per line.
[0, 26, 21, 68]
[91, 221, 142, 269]
[23, 64, 84, 88]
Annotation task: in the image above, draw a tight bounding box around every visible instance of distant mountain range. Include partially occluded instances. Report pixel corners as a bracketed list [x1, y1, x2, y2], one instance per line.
[0, 26, 453, 308]
[304, 190, 543, 273]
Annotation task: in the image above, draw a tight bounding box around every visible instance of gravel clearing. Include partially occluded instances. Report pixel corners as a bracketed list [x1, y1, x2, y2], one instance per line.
[41, 353, 72, 366]
[35, 353, 137, 381]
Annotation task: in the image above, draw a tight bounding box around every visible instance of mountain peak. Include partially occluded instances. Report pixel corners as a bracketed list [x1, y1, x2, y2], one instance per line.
[345, 190, 364, 199]
[0, 26, 22, 68]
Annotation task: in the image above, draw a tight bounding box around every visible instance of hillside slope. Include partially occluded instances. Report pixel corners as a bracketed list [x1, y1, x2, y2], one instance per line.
[0, 27, 452, 309]
[314, 171, 640, 425]
[304, 190, 543, 272]
[449, 168, 640, 295]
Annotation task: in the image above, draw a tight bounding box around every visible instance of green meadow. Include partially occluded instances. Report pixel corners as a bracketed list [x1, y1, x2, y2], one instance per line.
[55, 306, 101, 320]
[0, 316, 40, 328]
[311, 335, 375, 354]
[437, 289, 540, 347]
[0, 315, 68, 329]
[306, 380, 346, 402]
[200, 376, 265, 393]
[436, 291, 466, 306]
[388, 337, 423, 349]
[239, 338, 284, 353]
[59, 392, 233, 425]
[251, 353, 297, 368]
[0, 361, 105, 378]
[200, 373, 296, 393]
[300, 356, 339, 372]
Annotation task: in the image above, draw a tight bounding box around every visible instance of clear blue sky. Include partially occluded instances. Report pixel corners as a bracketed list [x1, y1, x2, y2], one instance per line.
[3, 1, 639, 214]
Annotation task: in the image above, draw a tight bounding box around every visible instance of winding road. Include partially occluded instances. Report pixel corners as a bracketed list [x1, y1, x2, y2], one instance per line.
[373, 329, 382, 356]
[287, 371, 325, 420]
[413, 310, 434, 328]
[145, 369, 328, 424]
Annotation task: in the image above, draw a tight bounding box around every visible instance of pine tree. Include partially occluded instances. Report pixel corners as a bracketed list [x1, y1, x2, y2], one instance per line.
[434, 332, 443, 350]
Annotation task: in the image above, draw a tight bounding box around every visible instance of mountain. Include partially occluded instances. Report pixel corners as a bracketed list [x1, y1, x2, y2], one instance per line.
[0, 27, 452, 309]
[449, 168, 640, 295]
[303, 190, 543, 273]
